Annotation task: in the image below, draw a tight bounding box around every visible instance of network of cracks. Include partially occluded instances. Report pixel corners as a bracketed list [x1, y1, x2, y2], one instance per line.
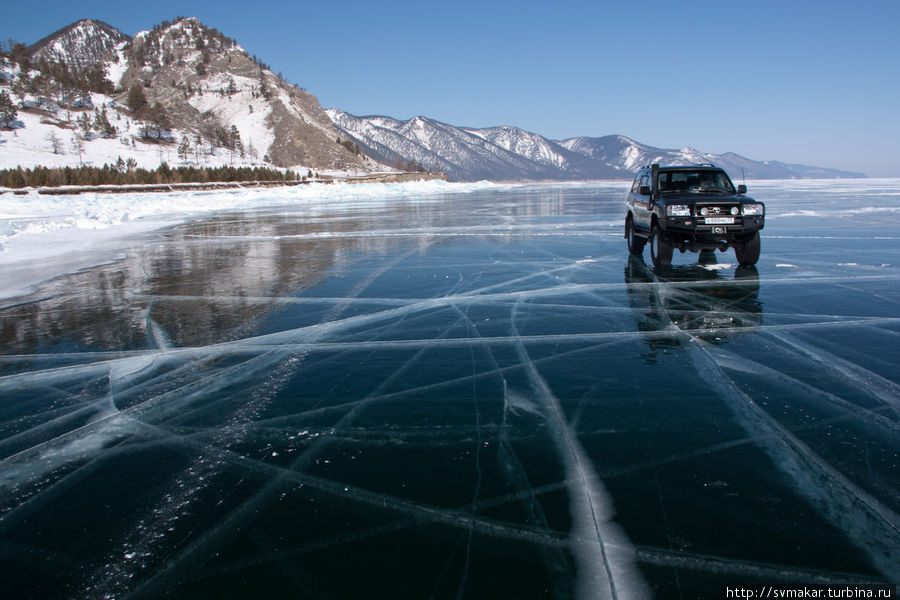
[1, 214, 899, 599]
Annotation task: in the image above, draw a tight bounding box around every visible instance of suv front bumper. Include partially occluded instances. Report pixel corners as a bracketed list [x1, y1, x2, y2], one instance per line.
[661, 217, 764, 251]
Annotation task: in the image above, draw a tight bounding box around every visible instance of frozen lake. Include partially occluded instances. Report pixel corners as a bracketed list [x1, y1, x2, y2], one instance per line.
[1, 180, 899, 598]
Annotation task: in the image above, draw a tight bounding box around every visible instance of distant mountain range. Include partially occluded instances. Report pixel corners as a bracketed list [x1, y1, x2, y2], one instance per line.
[1, 18, 866, 181]
[327, 110, 865, 181]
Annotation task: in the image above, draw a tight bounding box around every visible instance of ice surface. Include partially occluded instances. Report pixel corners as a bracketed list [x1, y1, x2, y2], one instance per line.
[0, 180, 497, 299]
[1, 180, 899, 598]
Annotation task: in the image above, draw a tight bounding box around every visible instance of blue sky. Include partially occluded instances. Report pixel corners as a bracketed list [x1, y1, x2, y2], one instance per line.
[4, 0, 899, 176]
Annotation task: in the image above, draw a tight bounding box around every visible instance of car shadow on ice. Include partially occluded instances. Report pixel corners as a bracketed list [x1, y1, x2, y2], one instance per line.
[624, 252, 763, 353]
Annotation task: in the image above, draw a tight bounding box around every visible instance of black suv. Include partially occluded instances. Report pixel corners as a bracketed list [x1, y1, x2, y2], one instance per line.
[625, 163, 765, 267]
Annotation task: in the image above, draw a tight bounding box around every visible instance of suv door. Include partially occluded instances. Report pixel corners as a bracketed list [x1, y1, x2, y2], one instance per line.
[630, 170, 652, 233]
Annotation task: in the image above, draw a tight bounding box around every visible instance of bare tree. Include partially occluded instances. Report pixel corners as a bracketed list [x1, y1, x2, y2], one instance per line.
[70, 134, 85, 165]
[46, 131, 63, 154]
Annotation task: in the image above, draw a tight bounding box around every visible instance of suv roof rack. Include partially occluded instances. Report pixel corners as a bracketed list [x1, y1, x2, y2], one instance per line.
[638, 163, 721, 172]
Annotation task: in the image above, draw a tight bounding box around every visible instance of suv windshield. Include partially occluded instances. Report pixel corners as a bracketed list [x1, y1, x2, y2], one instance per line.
[658, 170, 735, 195]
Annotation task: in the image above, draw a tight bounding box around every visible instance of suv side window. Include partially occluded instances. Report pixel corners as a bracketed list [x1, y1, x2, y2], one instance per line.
[631, 174, 641, 194]
[638, 174, 649, 193]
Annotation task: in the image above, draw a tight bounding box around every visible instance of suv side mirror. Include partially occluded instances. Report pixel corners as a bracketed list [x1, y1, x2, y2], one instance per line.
[640, 185, 651, 196]
[737, 184, 747, 194]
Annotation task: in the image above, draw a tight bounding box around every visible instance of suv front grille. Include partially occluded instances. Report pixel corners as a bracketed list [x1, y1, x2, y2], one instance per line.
[695, 203, 741, 226]
[695, 204, 738, 217]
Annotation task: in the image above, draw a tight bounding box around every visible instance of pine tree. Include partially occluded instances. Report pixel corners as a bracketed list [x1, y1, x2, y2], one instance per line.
[144, 103, 171, 139]
[78, 113, 92, 137]
[178, 137, 191, 162]
[10, 72, 28, 98]
[4, 167, 26, 188]
[86, 64, 113, 94]
[0, 90, 16, 127]
[94, 108, 116, 138]
[229, 125, 241, 149]
[126, 83, 148, 113]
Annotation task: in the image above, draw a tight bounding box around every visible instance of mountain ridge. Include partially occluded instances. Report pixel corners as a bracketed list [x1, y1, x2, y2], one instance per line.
[328, 111, 864, 181]
[2, 17, 867, 181]
[1, 17, 382, 174]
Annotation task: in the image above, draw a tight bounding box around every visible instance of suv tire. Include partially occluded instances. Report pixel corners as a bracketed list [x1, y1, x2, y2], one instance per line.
[626, 216, 646, 256]
[734, 231, 761, 266]
[650, 224, 673, 268]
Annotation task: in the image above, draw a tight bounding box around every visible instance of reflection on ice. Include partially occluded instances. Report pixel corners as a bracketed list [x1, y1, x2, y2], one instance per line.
[1, 180, 899, 597]
[624, 255, 763, 359]
[621, 244, 900, 578]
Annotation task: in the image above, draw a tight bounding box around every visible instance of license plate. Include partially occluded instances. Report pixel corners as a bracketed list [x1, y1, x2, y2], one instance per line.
[705, 217, 734, 224]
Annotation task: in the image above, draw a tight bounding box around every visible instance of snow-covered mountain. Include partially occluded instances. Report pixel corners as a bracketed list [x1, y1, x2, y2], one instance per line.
[558, 136, 864, 180]
[558, 135, 669, 172]
[326, 110, 626, 181]
[329, 113, 865, 181]
[27, 19, 128, 72]
[112, 18, 369, 170]
[1, 18, 384, 174]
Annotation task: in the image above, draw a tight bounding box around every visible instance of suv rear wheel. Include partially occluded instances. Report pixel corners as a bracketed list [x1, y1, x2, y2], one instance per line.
[650, 224, 673, 268]
[626, 216, 646, 256]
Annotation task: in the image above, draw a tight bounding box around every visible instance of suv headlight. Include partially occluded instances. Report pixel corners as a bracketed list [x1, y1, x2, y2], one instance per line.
[742, 203, 764, 216]
[667, 205, 691, 217]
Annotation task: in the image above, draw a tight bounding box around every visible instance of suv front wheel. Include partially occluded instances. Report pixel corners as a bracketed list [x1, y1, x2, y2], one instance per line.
[650, 224, 673, 268]
[734, 231, 761, 266]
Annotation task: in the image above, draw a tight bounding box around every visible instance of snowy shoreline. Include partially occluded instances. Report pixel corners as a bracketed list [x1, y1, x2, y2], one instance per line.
[0, 170, 447, 196]
[0, 178, 494, 302]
